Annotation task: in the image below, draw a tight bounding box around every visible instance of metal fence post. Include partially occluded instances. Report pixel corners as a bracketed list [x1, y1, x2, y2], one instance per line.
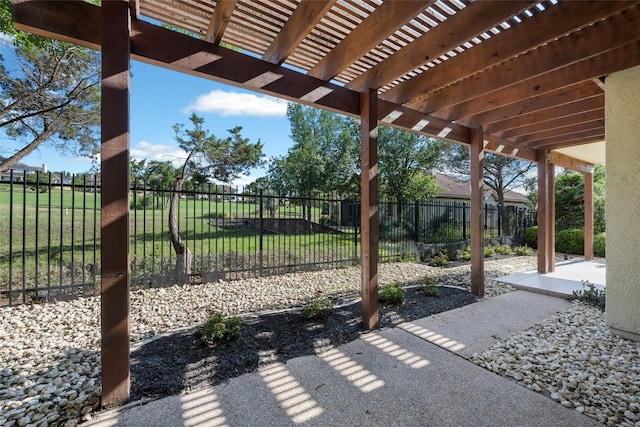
[463, 202, 467, 240]
[414, 200, 420, 242]
[259, 188, 264, 275]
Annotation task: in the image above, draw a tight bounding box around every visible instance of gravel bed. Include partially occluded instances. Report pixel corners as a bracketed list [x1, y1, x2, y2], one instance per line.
[471, 302, 640, 427]
[2, 255, 629, 427]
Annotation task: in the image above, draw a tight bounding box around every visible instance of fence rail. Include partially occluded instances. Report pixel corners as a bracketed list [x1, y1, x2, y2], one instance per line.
[0, 171, 533, 306]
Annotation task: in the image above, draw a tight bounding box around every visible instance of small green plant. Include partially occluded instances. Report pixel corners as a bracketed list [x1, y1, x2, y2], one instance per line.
[430, 251, 449, 267]
[513, 245, 534, 256]
[379, 282, 405, 305]
[594, 232, 606, 257]
[201, 313, 242, 344]
[459, 246, 472, 261]
[419, 275, 440, 297]
[494, 244, 512, 255]
[302, 292, 333, 319]
[571, 280, 605, 311]
[483, 246, 496, 257]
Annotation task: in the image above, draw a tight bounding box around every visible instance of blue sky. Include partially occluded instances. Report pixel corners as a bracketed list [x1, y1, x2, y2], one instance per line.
[10, 59, 295, 186]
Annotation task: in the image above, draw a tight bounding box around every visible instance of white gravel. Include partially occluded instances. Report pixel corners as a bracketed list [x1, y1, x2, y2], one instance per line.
[471, 302, 640, 427]
[1, 255, 635, 427]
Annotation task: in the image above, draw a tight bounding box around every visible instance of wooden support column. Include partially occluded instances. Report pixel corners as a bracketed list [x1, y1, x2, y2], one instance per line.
[470, 126, 485, 297]
[584, 171, 594, 259]
[537, 150, 555, 273]
[360, 88, 379, 329]
[101, 1, 131, 407]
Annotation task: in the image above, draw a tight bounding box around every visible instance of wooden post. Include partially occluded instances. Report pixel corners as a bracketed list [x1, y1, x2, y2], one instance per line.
[584, 171, 594, 259]
[360, 89, 379, 329]
[470, 127, 485, 297]
[101, 1, 131, 407]
[537, 150, 555, 273]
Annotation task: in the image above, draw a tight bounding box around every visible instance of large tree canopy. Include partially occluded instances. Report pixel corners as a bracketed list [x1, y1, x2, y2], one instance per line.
[378, 125, 443, 204]
[268, 103, 360, 196]
[0, 0, 101, 173]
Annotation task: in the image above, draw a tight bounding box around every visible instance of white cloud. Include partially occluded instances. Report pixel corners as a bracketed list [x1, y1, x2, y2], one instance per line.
[183, 90, 288, 117]
[131, 141, 187, 167]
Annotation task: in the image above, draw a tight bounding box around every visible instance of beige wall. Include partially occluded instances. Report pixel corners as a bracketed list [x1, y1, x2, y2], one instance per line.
[605, 64, 640, 341]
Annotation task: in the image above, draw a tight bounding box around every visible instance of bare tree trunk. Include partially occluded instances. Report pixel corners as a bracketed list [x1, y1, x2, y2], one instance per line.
[169, 177, 192, 277]
[0, 128, 55, 174]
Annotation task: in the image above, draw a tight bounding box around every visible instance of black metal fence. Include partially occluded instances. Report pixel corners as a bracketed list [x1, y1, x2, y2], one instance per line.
[0, 171, 534, 306]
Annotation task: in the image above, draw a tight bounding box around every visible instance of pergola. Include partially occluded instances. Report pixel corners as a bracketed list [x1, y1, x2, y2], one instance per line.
[12, 0, 640, 407]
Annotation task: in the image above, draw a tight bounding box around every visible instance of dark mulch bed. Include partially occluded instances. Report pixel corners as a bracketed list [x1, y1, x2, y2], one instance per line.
[130, 286, 476, 401]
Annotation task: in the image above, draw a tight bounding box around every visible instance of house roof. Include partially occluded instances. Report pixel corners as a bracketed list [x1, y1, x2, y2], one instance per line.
[436, 173, 529, 204]
[13, 1, 640, 171]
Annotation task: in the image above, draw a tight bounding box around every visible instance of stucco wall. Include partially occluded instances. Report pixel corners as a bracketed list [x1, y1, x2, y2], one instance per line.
[605, 64, 640, 341]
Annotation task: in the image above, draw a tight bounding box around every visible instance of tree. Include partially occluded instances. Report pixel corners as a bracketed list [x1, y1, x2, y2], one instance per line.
[555, 164, 605, 232]
[268, 104, 360, 197]
[170, 113, 263, 275]
[378, 125, 444, 219]
[0, 0, 101, 173]
[441, 144, 535, 234]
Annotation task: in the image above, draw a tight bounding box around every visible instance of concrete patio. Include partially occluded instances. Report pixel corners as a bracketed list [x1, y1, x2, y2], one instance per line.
[83, 291, 601, 427]
[496, 258, 606, 299]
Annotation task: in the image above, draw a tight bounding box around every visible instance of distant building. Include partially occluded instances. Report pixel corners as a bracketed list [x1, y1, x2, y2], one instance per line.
[434, 173, 529, 208]
[0, 163, 47, 182]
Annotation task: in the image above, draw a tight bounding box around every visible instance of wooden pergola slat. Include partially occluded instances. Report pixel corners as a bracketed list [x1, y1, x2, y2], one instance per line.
[345, 0, 535, 92]
[307, 1, 435, 81]
[381, 0, 632, 106]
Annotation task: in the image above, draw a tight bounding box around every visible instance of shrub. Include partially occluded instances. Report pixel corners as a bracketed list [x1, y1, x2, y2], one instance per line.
[484, 246, 496, 257]
[419, 276, 440, 297]
[379, 283, 405, 305]
[459, 246, 471, 261]
[302, 294, 333, 319]
[513, 245, 534, 256]
[556, 228, 584, 255]
[594, 232, 606, 257]
[524, 226, 538, 249]
[494, 244, 512, 255]
[430, 251, 449, 267]
[571, 280, 605, 311]
[201, 313, 242, 344]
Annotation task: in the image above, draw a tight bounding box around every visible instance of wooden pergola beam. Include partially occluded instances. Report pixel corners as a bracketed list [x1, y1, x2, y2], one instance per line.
[360, 88, 379, 329]
[410, 9, 640, 114]
[100, 0, 131, 407]
[462, 82, 603, 128]
[12, 1, 470, 150]
[262, 0, 335, 65]
[547, 152, 595, 174]
[515, 120, 604, 145]
[205, 0, 237, 44]
[527, 132, 605, 150]
[500, 109, 604, 140]
[485, 96, 604, 135]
